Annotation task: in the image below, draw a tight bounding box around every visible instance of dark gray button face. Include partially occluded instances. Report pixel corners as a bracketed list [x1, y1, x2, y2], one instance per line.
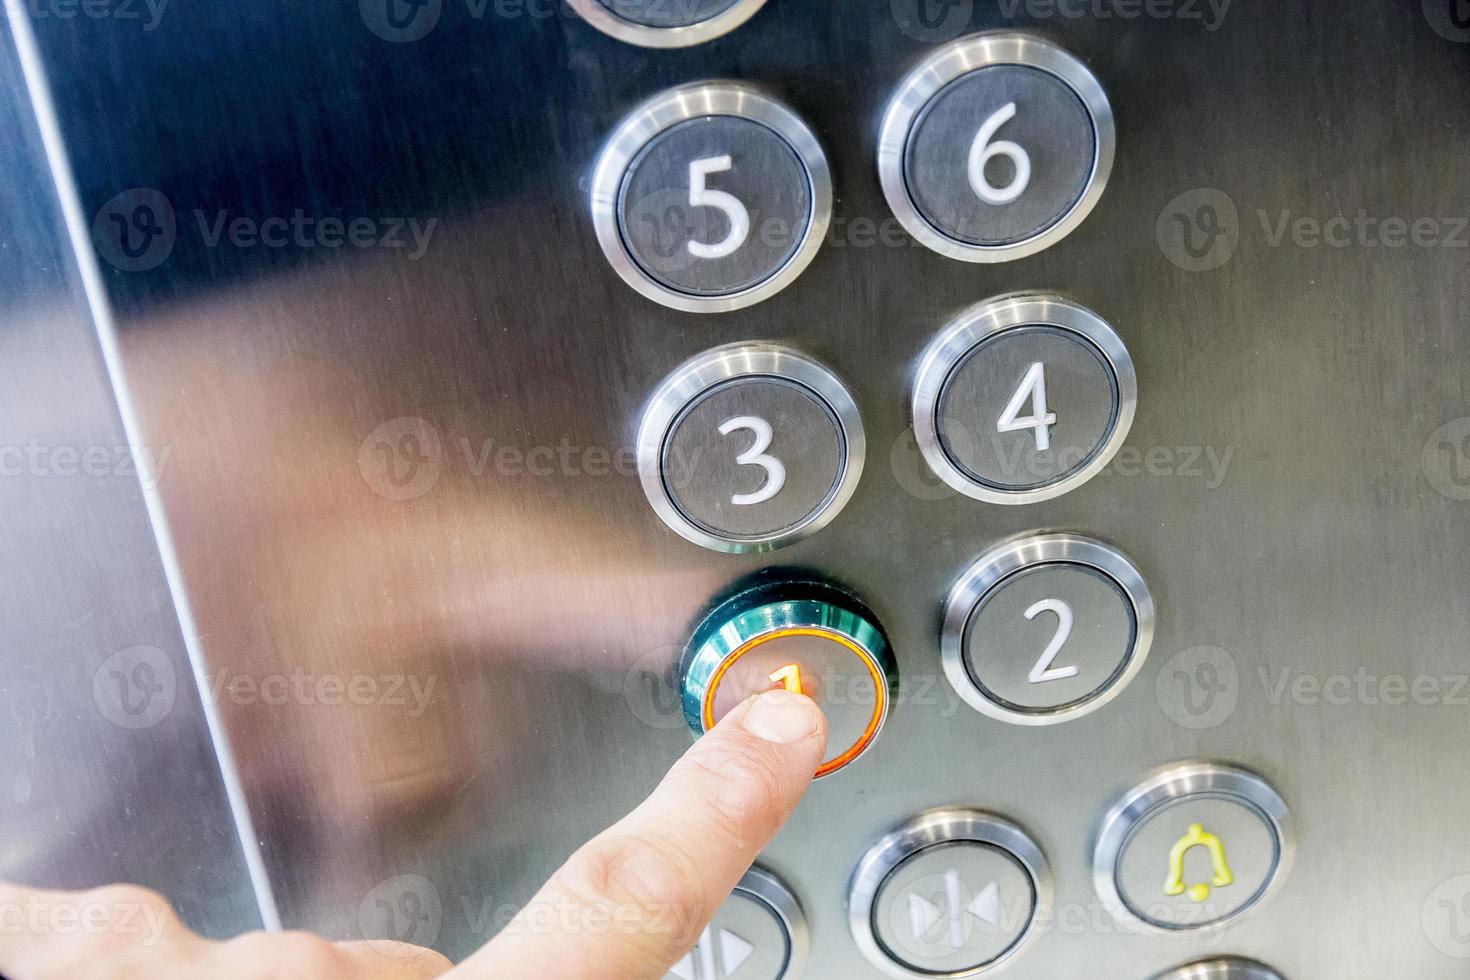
[600, 0, 742, 29]
[667, 888, 790, 980]
[936, 326, 1117, 492]
[872, 842, 1035, 974]
[962, 562, 1136, 713]
[663, 377, 844, 540]
[904, 65, 1096, 247]
[619, 116, 812, 297]
[1115, 795, 1282, 930]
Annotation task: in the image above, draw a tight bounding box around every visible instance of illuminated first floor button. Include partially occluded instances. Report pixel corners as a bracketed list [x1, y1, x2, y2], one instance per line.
[666, 866, 807, 980]
[681, 579, 896, 778]
[849, 809, 1050, 978]
[1152, 959, 1286, 980]
[1093, 762, 1293, 933]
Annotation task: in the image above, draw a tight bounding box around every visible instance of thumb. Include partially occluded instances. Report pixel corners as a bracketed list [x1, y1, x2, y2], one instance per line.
[451, 690, 826, 980]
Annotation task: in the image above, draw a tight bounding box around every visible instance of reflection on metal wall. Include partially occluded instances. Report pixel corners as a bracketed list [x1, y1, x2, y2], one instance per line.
[0, 13, 261, 938]
[9, 0, 1470, 975]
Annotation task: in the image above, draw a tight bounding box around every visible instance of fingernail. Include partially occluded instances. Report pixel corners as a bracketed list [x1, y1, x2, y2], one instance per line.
[741, 690, 822, 744]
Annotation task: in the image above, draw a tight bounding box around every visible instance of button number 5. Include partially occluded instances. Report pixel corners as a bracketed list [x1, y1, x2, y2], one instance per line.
[687, 155, 751, 260]
[719, 415, 786, 506]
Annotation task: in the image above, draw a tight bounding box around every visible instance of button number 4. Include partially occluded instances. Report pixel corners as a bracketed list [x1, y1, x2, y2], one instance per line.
[997, 361, 1057, 452]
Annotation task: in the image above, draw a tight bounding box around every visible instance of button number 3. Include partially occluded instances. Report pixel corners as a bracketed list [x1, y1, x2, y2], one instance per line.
[969, 102, 1032, 206]
[1025, 598, 1078, 684]
[687, 155, 751, 260]
[719, 415, 786, 506]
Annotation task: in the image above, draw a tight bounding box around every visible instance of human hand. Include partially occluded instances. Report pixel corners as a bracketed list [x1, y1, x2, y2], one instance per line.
[0, 689, 827, 980]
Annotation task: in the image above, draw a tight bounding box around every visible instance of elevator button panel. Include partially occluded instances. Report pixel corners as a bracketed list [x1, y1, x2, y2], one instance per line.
[592, 82, 831, 312]
[667, 866, 807, 980]
[878, 33, 1114, 262]
[680, 579, 895, 778]
[1153, 958, 1287, 980]
[638, 343, 863, 553]
[913, 294, 1136, 504]
[849, 809, 1049, 978]
[1094, 763, 1293, 932]
[568, 0, 769, 48]
[942, 534, 1154, 725]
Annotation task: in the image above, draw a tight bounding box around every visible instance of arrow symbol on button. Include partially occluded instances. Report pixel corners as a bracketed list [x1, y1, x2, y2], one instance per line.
[904, 872, 1002, 949]
[907, 892, 942, 939]
[969, 880, 999, 928]
[670, 926, 755, 979]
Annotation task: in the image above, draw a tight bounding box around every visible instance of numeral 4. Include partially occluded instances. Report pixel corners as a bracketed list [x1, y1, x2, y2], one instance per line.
[997, 361, 1057, 452]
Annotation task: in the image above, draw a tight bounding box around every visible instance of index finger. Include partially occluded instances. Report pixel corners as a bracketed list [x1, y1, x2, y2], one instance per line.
[451, 689, 826, 980]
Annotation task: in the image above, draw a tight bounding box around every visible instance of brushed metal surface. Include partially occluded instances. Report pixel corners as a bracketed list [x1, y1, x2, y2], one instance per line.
[0, 14, 262, 938]
[19, 0, 1470, 976]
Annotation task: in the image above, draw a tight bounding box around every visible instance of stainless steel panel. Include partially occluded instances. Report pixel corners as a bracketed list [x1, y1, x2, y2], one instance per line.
[20, 1, 1470, 976]
[0, 14, 262, 937]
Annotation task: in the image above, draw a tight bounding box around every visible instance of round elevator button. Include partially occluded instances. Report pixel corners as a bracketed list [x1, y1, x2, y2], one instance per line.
[666, 866, 808, 980]
[568, 0, 768, 47]
[620, 117, 812, 298]
[912, 294, 1135, 504]
[905, 66, 1094, 247]
[1094, 763, 1293, 933]
[942, 534, 1154, 725]
[638, 343, 864, 553]
[879, 33, 1114, 262]
[592, 83, 831, 312]
[681, 580, 895, 778]
[1153, 958, 1286, 980]
[849, 809, 1049, 978]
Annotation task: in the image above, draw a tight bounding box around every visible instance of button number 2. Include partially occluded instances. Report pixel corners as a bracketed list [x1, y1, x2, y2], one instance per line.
[687, 155, 751, 260]
[719, 415, 785, 505]
[1025, 598, 1078, 684]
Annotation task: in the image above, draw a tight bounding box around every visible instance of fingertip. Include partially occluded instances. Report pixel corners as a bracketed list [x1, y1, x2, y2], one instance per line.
[734, 690, 826, 747]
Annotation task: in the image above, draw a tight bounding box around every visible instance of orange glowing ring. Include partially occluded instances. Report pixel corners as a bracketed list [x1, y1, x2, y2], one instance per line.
[701, 626, 888, 778]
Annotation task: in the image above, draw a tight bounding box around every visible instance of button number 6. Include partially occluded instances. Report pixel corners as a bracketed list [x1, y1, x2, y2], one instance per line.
[968, 103, 1032, 206]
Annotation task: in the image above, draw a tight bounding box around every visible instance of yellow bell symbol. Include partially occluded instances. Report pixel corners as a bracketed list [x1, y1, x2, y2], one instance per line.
[1163, 823, 1233, 903]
